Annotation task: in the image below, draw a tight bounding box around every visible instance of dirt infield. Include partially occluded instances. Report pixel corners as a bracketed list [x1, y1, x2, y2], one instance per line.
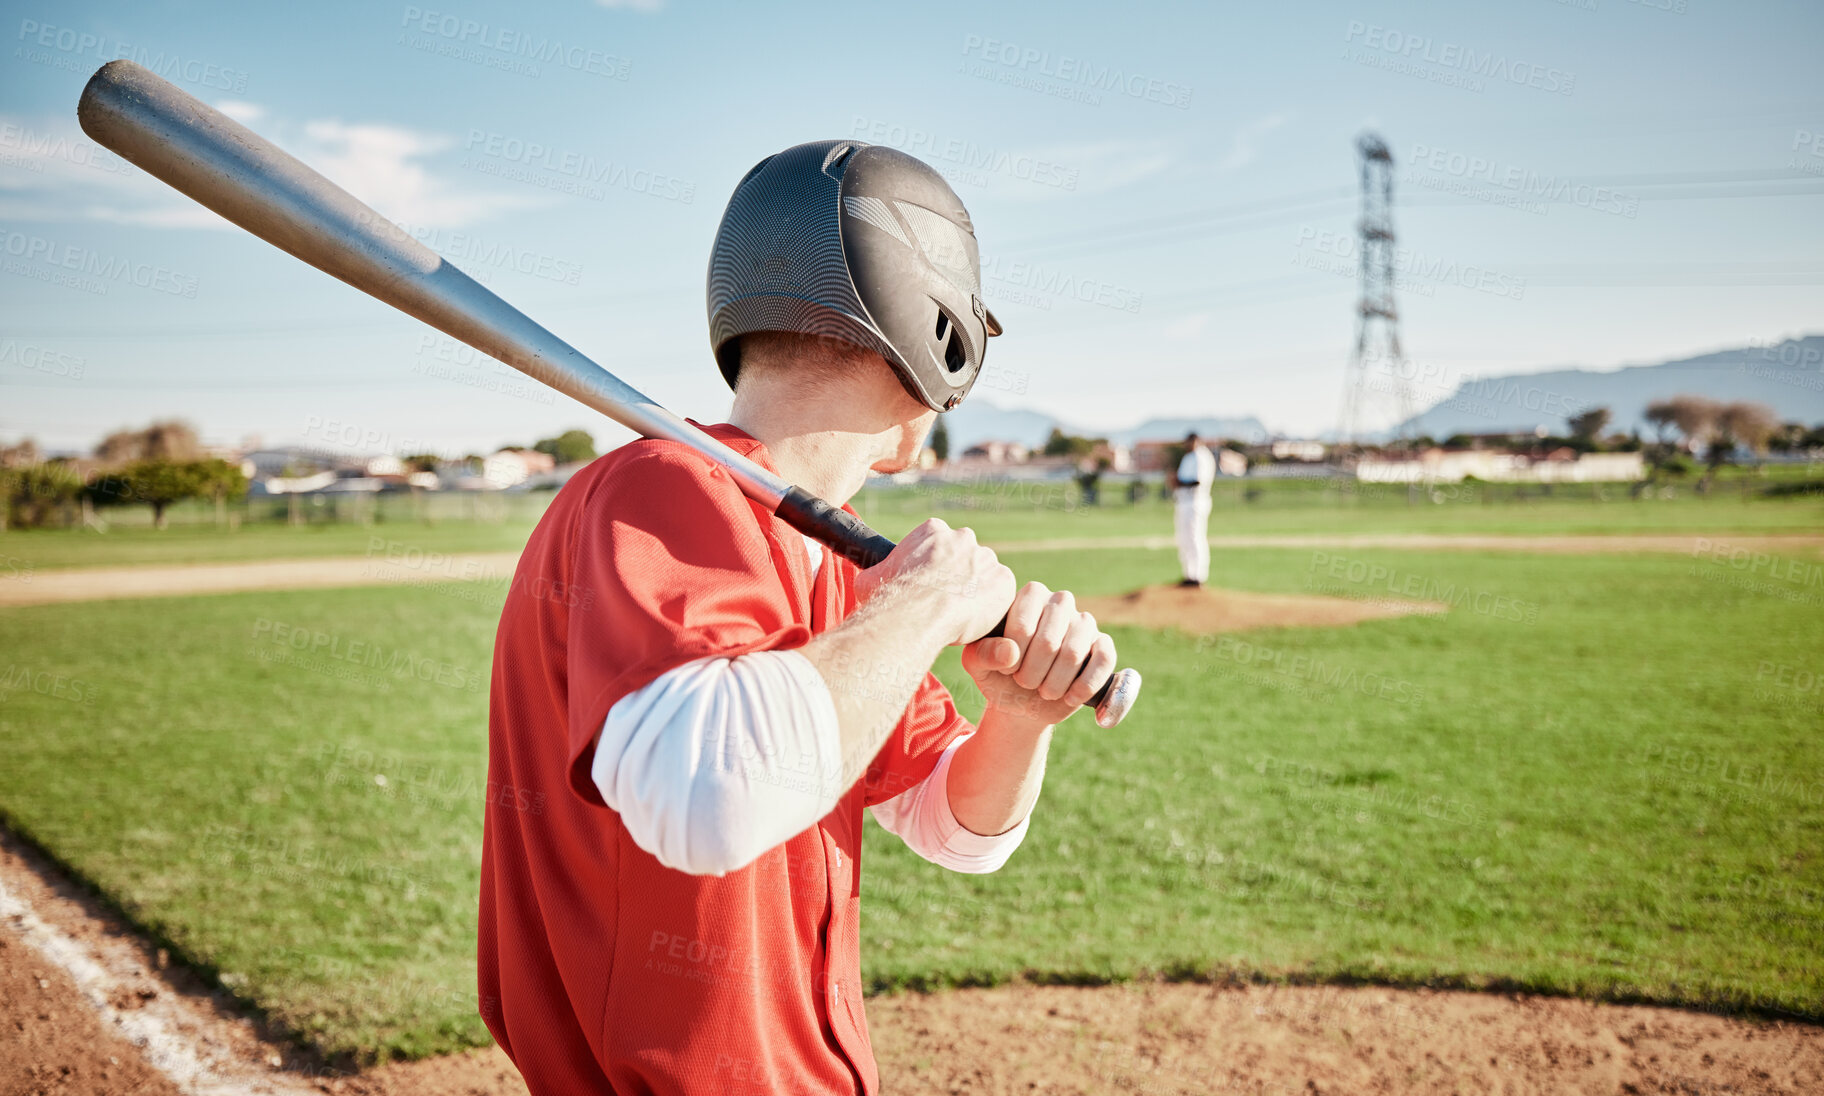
[3, 532, 1820, 608]
[7, 827, 1822, 1095]
[1080, 583, 1445, 633]
[868, 980, 1824, 1095]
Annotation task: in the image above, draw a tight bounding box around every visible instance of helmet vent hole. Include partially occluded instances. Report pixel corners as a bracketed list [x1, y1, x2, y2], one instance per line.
[944, 328, 967, 373]
[934, 312, 949, 341]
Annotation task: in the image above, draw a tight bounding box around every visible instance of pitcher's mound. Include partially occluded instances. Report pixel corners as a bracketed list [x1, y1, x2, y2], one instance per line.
[1080, 584, 1445, 634]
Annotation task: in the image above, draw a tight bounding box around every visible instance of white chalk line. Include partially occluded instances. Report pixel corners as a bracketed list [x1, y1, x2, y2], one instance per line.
[0, 873, 314, 1095]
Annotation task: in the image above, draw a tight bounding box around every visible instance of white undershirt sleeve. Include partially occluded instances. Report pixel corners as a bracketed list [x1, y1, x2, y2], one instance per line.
[868, 734, 1031, 875]
[591, 649, 846, 876]
[594, 531, 1028, 878]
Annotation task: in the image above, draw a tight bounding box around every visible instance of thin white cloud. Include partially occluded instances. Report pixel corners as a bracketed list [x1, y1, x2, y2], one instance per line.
[595, 0, 664, 9]
[300, 119, 536, 227]
[1216, 112, 1290, 174]
[953, 138, 1175, 202]
[215, 100, 266, 124]
[1163, 310, 1212, 340]
[0, 111, 537, 231]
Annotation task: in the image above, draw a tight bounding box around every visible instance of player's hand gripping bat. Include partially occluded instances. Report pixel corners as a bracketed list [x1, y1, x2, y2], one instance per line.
[78, 60, 1141, 727]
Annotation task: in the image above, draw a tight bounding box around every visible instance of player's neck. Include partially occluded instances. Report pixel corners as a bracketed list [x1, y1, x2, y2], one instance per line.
[730, 381, 926, 507]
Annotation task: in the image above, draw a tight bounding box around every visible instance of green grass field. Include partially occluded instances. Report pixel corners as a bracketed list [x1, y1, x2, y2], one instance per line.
[1, 495, 1821, 1061]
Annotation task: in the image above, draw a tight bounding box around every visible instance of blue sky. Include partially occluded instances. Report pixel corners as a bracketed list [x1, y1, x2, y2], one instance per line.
[2, 0, 1820, 455]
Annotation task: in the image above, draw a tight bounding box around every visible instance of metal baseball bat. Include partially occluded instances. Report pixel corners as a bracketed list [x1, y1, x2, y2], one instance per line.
[77, 59, 1141, 727]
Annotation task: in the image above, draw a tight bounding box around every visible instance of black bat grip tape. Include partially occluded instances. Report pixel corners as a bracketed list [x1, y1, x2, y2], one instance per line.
[774, 486, 1115, 709]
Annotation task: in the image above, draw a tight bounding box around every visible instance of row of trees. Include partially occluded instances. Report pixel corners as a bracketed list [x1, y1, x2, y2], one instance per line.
[2, 421, 248, 531]
[1631, 396, 1821, 490]
[1642, 396, 1787, 455]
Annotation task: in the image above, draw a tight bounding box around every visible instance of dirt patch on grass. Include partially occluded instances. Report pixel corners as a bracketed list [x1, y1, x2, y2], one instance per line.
[869, 979, 1824, 1094]
[1081, 583, 1445, 634]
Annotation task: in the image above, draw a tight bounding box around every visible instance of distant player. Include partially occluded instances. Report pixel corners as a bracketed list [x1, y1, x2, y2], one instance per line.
[1172, 430, 1215, 587]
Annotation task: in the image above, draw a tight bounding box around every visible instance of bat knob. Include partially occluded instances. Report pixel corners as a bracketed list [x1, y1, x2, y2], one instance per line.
[1092, 668, 1142, 729]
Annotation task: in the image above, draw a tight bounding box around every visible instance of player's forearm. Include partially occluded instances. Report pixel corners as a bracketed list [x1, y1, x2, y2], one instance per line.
[797, 579, 957, 788]
[944, 707, 1053, 836]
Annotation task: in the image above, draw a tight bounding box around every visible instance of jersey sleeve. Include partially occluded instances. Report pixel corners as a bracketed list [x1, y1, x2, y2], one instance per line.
[563, 443, 810, 805]
[860, 672, 976, 807]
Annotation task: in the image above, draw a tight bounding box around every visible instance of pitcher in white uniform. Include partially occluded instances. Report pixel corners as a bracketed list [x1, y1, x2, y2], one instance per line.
[1172, 431, 1216, 588]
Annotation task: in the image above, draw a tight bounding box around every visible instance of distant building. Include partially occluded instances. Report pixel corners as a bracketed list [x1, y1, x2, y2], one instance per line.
[1356, 448, 1644, 484]
[481, 449, 556, 489]
[1130, 440, 1174, 473]
[1271, 439, 1327, 462]
[1443, 426, 1551, 449]
[960, 440, 1030, 464]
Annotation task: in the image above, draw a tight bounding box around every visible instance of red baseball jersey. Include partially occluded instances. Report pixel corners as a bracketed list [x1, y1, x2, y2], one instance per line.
[478, 422, 972, 1094]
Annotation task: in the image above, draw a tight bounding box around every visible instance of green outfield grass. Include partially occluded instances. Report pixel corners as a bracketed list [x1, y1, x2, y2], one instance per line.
[2, 534, 1821, 1060]
[6, 471, 1822, 572]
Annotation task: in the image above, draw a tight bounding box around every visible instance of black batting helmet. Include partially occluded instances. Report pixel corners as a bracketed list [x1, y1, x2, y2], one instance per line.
[706, 140, 1003, 412]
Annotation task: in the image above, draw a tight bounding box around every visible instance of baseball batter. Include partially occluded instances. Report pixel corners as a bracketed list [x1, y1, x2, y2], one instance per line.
[477, 141, 1119, 1094]
[1172, 430, 1216, 587]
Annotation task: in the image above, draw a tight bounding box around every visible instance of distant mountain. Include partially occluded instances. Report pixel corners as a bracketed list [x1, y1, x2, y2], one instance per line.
[1397, 335, 1824, 440]
[943, 399, 1270, 452]
[942, 399, 1062, 452]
